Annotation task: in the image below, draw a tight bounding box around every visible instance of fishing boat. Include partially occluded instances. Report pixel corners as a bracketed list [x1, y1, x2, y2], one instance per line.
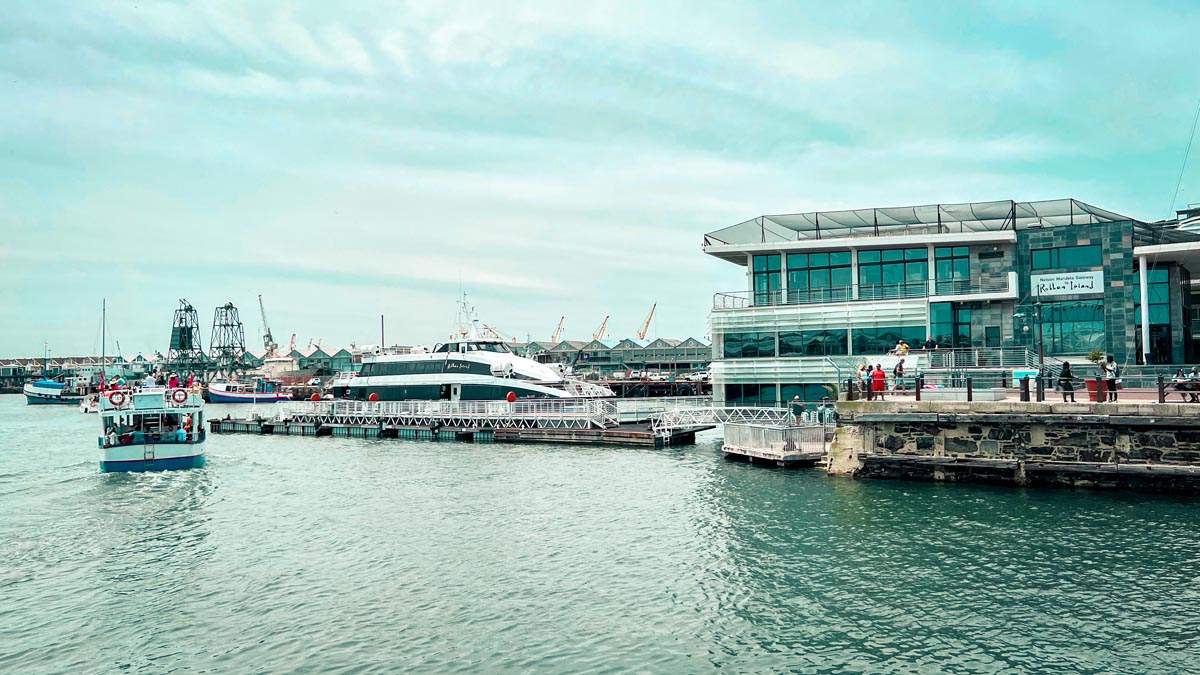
[98, 388, 206, 472]
[207, 378, 293, 403]
[24, 377, 90, 405]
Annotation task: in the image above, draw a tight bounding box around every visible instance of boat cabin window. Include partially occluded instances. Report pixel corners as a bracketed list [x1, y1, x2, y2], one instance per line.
[478, 342, 511, 353]
[433, 343, 453, 353]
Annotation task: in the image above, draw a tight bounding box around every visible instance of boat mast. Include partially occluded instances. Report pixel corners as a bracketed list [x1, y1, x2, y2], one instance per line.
[101, 299, 106, 390]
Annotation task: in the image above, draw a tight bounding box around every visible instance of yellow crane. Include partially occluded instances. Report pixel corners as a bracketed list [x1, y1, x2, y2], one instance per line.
[550, 317, 565, 344]
[635, 304, 656, 341]
[592, 316, 609, 341]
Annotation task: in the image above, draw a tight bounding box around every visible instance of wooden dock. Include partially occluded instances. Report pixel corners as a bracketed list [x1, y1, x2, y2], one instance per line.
[208, 416, 712, 448]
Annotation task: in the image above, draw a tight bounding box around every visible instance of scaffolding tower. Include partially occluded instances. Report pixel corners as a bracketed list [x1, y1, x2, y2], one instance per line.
[210, 302, 249, 379]
[166, 299, 209, 378]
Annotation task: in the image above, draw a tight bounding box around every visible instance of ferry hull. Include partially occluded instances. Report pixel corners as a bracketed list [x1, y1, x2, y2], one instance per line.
[101, 453, 206, 473]
[207, 390, 292, 404]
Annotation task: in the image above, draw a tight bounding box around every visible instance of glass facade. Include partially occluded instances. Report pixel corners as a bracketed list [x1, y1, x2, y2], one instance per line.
[859, 248, 928, 299]
[723, 332, 776, 359]
[930, 302, 972, 348]
[725, 383, 778, 406]
[781, 383, 837, 402]
[779, 329, 848, 357]
[934, 246, 970, 294]
[1040, 300, 1105, 354]
[1031, 244, 1102, 271]
[1134, 267, 1172, 364]
[852, 325, 926, 354]
[787, 252, 852, 303]
[752, 254, 781, 305]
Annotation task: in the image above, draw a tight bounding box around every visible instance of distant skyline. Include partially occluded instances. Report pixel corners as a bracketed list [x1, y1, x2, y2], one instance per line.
[2, 1, 1198, 356]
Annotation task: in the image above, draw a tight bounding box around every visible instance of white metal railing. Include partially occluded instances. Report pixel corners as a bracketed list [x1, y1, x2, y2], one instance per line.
[280, 398, 620, 430]
[651, 406, 792, 436]
[712, 273, 1015, 311]
[614, 396, 712, 422]
[722, 422, 827, 458]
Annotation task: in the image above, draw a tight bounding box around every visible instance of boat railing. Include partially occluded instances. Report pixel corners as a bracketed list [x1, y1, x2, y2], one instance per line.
[281, 398, 622, 429]
[100, 429, 206, 448]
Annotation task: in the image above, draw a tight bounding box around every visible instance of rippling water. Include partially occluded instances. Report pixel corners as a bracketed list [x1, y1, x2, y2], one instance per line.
[2, 395, 1198, 674]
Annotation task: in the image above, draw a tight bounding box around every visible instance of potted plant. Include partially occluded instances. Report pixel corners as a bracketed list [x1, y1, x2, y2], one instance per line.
[1083, 349, 1105, 401]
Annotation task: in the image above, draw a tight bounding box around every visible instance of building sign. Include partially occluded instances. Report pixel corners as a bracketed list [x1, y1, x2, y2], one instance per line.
[1031, 270, 1104, 297]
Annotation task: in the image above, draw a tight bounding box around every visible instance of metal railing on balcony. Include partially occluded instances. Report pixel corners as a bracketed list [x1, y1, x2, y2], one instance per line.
[713, 274, 1014, 310]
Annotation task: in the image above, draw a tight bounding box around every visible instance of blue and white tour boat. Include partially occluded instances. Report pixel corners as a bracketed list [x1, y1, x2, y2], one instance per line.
[207, 377, 293, 403]
[98, 388, 206, 472]
[24, 377, 91, 405]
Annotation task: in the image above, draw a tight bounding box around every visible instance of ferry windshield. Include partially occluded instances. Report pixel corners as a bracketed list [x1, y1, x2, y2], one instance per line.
[475, 342, 511, 353]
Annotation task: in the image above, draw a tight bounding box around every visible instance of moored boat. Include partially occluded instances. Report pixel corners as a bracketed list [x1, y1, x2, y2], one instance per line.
[99, 388, 206, 472]
[24, 377, 90, 405]
[207, 378, 292, 403]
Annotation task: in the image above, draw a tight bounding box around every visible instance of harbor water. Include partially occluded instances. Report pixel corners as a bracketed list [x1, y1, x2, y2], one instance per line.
[1, 394, 1198, 674]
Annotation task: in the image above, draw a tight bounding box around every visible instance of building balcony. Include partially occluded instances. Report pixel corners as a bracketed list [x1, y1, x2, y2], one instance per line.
[713, 272, 1018, 310]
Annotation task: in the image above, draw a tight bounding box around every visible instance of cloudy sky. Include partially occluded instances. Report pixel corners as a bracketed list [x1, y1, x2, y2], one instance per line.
[2, 1, 1198, 356]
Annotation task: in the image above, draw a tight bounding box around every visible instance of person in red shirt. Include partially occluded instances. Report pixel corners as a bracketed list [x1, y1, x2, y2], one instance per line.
[871, 363, 887, 400]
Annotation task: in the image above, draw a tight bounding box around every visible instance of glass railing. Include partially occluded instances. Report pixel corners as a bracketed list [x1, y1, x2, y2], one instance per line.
[713, 274, 1014, 309]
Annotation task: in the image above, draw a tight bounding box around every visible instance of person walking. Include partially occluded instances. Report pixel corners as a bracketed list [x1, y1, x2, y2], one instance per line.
[861, 365, 874, 401]
[872, 363, 887, 400]
[1104, 355, 1119, 402]
[790, 395, 804, 425]
[1058, 362, 1078, 402]
[893, 359, 906, 392]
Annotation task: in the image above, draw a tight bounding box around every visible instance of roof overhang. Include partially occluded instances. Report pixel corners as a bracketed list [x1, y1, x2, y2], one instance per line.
[1133, 242, 1200, 275]
[704, 230, 1017, 265]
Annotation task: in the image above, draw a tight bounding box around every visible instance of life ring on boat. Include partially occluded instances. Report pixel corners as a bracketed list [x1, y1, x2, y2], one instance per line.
[108, 391, 126, 407]
[171, 389, 189, 404]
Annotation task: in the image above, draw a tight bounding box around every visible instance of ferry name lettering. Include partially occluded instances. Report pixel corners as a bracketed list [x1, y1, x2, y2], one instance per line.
[445, 361, 472, 370]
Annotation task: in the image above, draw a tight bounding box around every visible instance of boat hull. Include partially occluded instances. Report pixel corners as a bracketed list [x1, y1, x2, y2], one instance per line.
[101, 453, 206, 473]
[207, 389, 292, 404]
[25, 391, 86, 405]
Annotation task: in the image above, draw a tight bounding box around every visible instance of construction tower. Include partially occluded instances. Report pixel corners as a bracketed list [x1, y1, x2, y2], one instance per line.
[210, 302, 248, 379]
[166, 299, 208, 378]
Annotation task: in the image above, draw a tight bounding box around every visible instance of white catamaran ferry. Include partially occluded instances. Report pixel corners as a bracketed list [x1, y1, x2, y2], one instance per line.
[98, 389, 206, 472]
[349, 308, 614, 402]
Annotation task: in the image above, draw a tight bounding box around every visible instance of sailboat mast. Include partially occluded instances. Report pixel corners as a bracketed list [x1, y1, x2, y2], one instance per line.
[101, 299, 106, 390]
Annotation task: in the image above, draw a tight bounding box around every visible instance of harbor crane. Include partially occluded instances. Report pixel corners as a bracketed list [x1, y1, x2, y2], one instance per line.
[287, 333, 297, 354]
[550, 317, 565, 344]
[592, 316, 609, 341]
[258, 294, 278, 357]
[635, 304, 656, 340]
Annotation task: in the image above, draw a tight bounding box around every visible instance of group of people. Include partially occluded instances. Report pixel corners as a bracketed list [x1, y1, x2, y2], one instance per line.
[856, 359, 907, 400]
[103, 413, 193, 447]
[1171, 367, 1200, 402]
[1056, 355, 1120, 402]
[889, 337, 940, 357]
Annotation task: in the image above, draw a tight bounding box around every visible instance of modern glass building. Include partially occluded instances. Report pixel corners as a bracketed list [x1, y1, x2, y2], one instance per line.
[703, 198, 1200, 406]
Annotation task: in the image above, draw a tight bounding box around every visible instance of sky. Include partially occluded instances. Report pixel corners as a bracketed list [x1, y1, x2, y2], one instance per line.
[2, 0, 1198, 357]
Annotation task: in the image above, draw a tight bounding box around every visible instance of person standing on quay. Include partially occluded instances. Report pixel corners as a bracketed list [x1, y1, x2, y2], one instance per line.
[1058, 362, 1077, 402]
[1105, 354, 1119, 401]
[872, 363, 887, 400]
[861, 364, 873, 401]
[893, 359, 906, 393]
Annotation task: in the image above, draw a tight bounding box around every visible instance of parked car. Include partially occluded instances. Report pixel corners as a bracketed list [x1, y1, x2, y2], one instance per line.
[628, 370, 643, 380]
[685, 371, 710, 382]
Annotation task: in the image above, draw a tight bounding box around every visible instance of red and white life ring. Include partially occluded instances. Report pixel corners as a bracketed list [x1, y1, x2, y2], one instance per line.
[171, 389, 189, 404]
[108, 391, 126, 407]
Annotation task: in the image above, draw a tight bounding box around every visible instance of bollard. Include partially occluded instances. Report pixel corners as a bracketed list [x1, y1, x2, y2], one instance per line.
[1020, 376, 1030, 402]
[915, 376, 923, 401]
[1098, 377, 1107, 403]
[845, 378, 857, 401]
[966, 377, 973, 402]
[1035, 374, 1045, 402]
[1158, 375, 1166, 404]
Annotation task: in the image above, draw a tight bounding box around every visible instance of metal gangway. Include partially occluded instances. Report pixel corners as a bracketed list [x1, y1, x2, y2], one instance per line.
[280, 399, 620, 430]
[650, 406, 792, 437]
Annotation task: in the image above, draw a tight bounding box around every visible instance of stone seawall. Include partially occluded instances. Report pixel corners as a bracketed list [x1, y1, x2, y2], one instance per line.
[829, 401, 1200, 493]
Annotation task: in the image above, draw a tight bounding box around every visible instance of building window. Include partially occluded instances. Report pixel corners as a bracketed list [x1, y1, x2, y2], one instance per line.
[725, 383, 778, 407]
[722, 332, 776, 359]
[1031, 244, 1102, 271]
[852, 325, 926, 354]
[930, 302, 972, 348]
[752, 255, 781, 305]
[1034, 300, 1105, 354]
[934, 246, 970, 293]
[1134, 267, 1171, 364]
[787, 252, 852, 303]
[780, 383, 837, 403]
[779, 329, 849, 356]
[859, 248, 928, 299]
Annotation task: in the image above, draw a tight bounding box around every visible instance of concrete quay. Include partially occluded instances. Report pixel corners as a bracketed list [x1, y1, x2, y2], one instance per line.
[827, 400, 1200, 493]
